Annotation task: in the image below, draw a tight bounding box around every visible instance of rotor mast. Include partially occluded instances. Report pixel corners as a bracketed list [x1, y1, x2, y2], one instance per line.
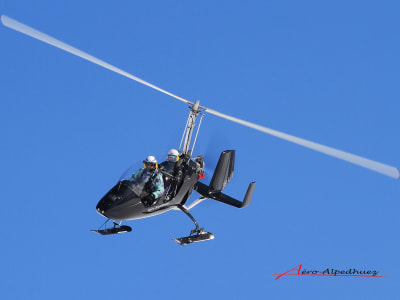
[180, 100, 204, 157]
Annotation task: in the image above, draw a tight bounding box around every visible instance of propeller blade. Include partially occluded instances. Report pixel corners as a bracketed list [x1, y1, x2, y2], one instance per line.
[203, 107, 399, 179]
[0, 15, 192, 106]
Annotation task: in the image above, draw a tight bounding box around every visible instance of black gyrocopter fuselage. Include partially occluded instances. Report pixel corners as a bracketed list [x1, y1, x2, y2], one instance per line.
[94, 145, 256, 245]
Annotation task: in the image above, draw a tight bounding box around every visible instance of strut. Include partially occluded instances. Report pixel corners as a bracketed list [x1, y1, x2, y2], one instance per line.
[173, 204, 214, 245]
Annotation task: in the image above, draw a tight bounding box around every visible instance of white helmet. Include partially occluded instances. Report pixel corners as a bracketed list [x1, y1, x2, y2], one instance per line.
[167, 149, 179, 162]
[143, 155, 158, 168]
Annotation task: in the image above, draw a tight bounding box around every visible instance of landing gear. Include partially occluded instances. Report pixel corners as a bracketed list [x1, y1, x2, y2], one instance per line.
[173, 204, 214, 245]
[91, 219, 132, 235]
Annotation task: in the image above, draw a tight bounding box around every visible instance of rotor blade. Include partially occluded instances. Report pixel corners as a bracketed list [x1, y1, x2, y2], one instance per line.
[0, 15, 192, 106]
[203, 107, 399, 179]
[3, 15, 397, 179]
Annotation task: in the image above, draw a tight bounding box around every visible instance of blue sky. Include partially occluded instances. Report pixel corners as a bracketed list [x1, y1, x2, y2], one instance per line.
[1, 1, 399, 299]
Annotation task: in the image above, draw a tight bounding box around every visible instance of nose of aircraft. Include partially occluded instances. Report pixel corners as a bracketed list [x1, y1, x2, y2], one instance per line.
[96, 200, 107, 216]
[96, 197, 111, 217]
[96, 180, 148, 220]
[96, 193, 145, 220]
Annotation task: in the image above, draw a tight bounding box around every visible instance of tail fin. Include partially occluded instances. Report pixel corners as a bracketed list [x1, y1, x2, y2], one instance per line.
[208, 150, 235, 193]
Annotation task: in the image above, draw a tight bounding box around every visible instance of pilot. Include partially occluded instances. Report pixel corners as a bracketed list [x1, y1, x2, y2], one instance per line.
[128, 155, 164, 207]
[159, 149, 182, 201]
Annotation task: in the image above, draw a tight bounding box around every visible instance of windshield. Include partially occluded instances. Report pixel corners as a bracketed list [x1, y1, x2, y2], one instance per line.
[119, 162, 143, 181]
[118, 161, 164, 199]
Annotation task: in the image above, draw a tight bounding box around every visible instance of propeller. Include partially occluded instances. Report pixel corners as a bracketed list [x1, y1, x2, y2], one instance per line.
[1, 15, 398, 179]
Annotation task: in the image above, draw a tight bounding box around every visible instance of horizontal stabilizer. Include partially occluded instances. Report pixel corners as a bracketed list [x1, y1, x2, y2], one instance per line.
[195, 181, 256, 208]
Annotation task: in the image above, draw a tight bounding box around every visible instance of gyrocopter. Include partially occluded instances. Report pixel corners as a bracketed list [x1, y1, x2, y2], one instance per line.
[1, 15, 398, 245]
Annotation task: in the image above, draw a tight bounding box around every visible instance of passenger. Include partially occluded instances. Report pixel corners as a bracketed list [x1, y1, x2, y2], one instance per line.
[160, 149, 182, 201]
[129, 155, 164, 207]
[160, 149, 180, 174]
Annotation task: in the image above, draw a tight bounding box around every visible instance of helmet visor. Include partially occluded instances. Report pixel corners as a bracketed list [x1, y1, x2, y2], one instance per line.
[167, 154, 177, 162]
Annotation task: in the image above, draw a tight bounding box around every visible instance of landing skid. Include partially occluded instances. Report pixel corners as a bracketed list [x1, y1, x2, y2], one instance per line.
[173, 204, 214, 245]
[91, 220, 132, 235]
[173, 231, 214, 245]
